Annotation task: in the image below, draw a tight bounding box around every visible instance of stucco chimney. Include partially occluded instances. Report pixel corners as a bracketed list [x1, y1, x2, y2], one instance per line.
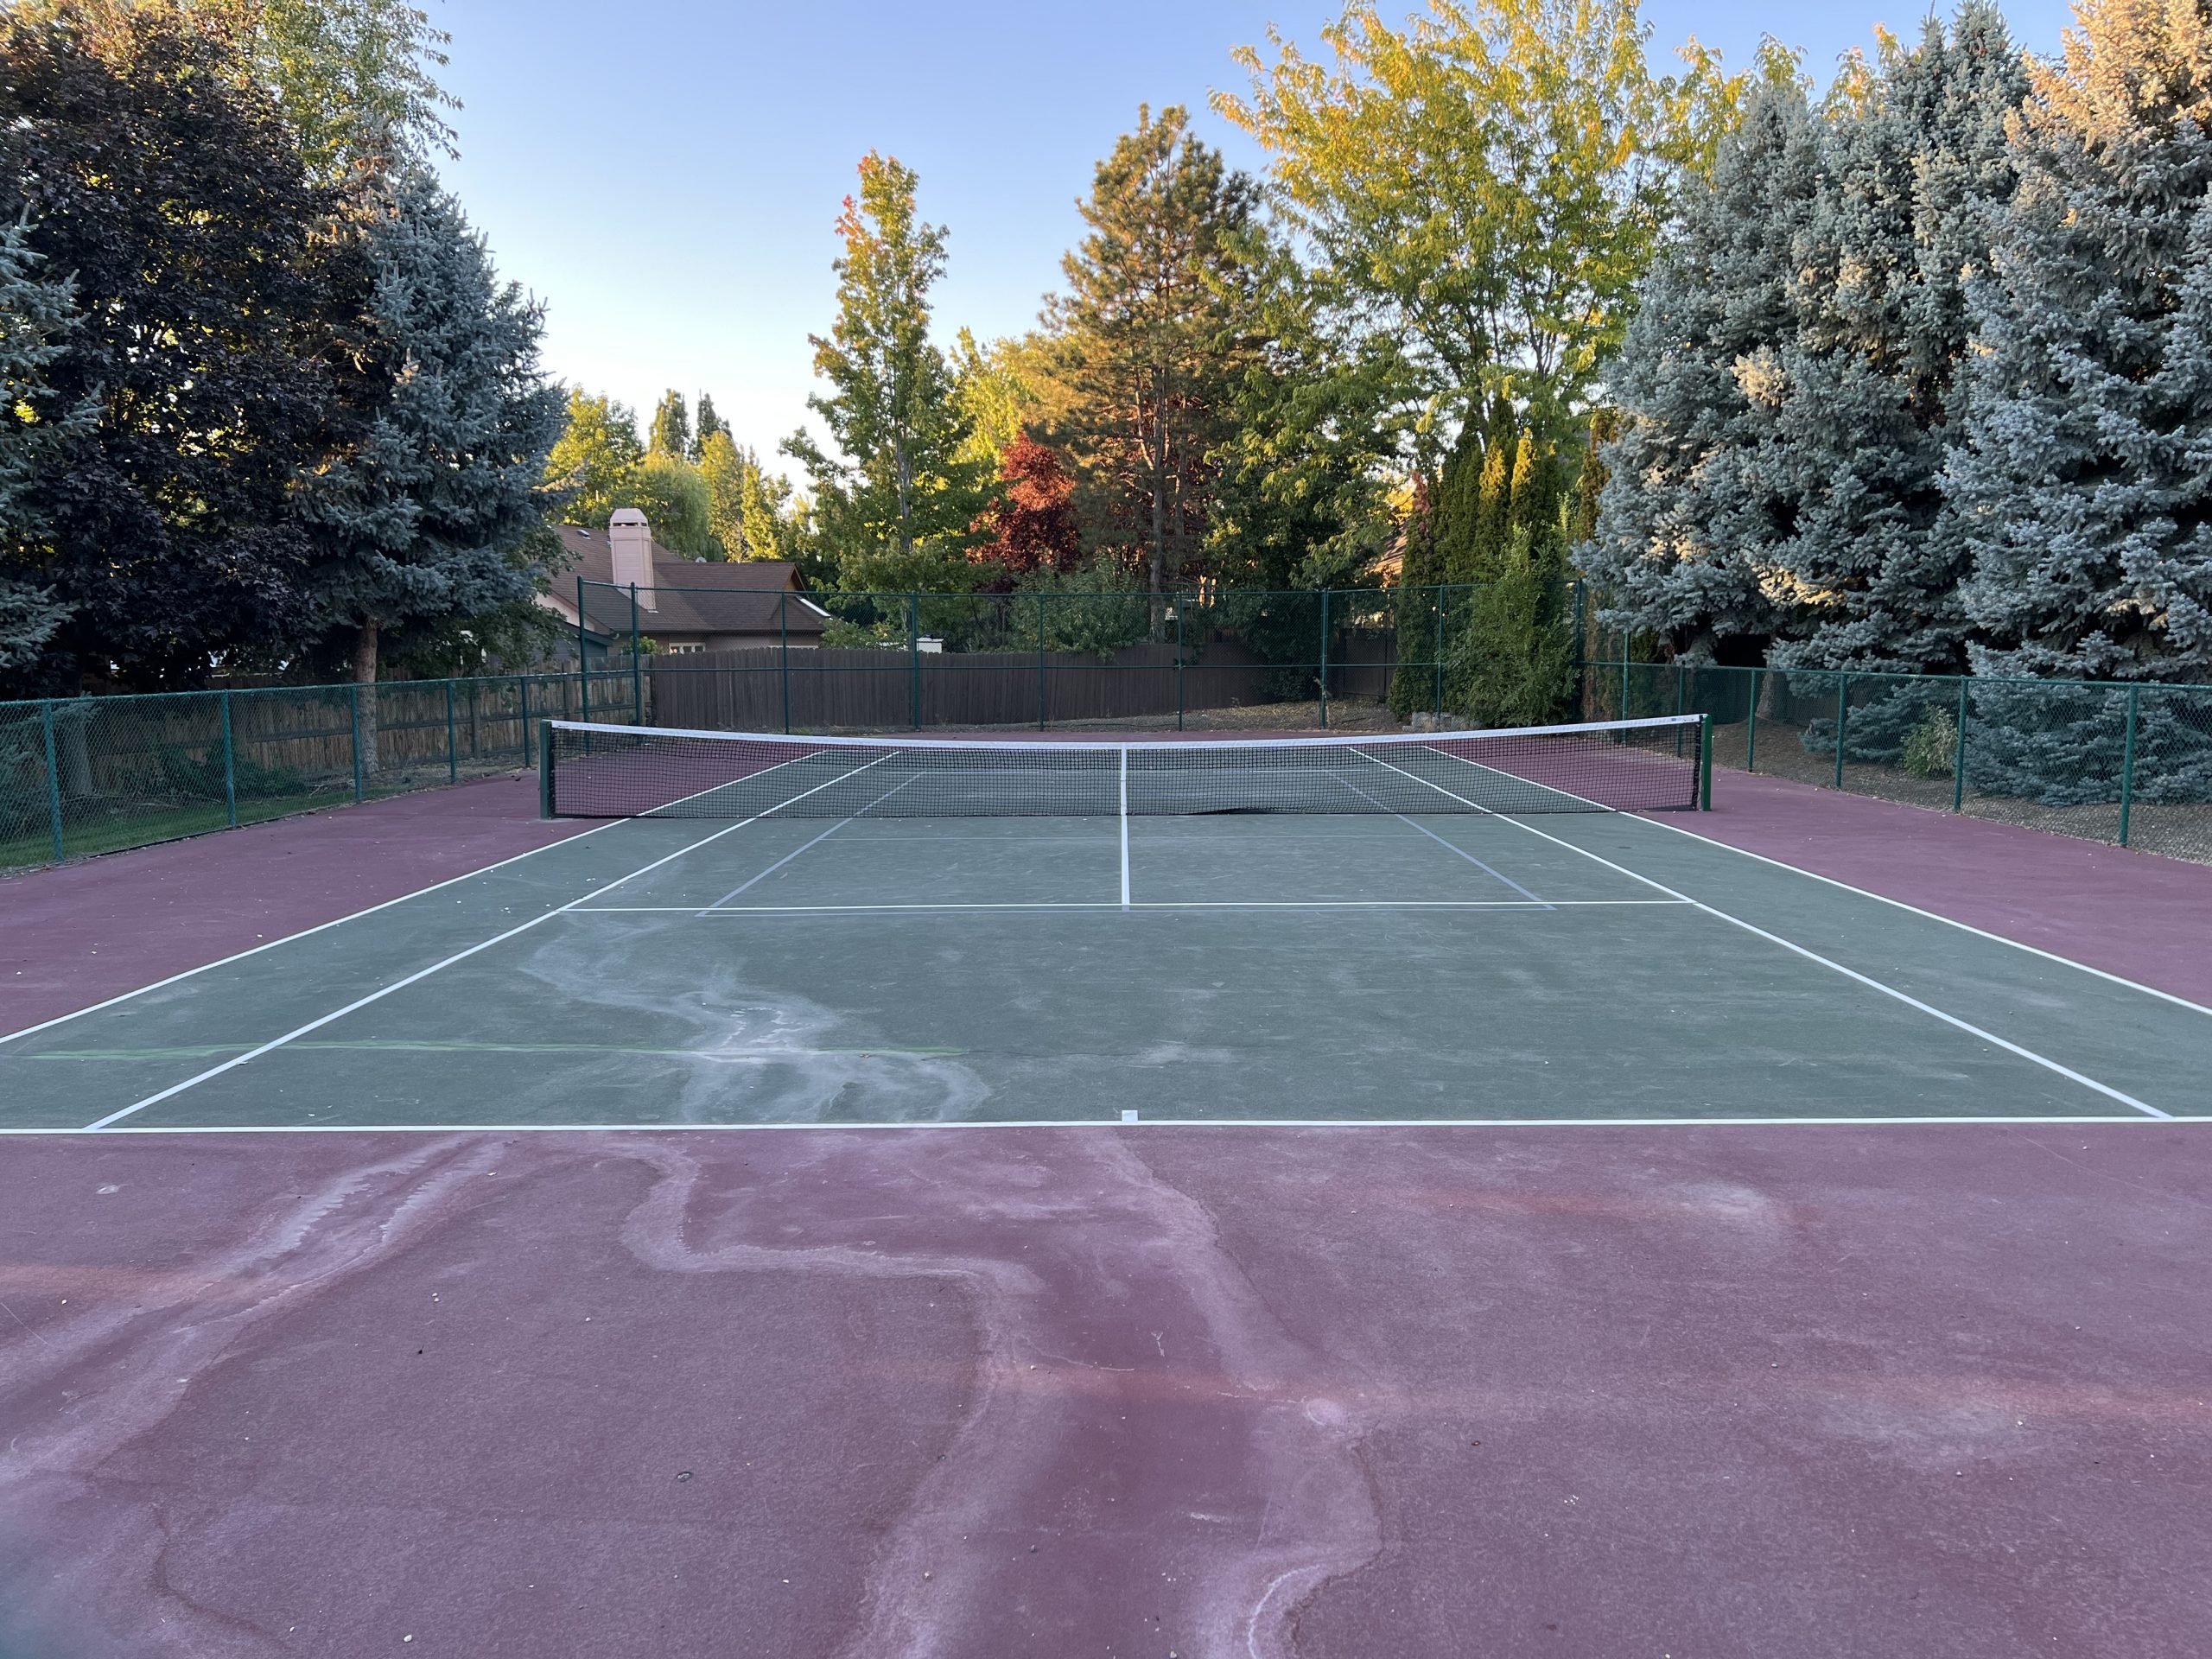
[607, 507, 657, 611]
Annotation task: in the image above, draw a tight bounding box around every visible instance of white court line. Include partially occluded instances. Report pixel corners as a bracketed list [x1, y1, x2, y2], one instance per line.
[694, 773, 918, 912]
[77, 754, 897, 1132]
[1363, 748, 2175, 1121]
[1, 1111, 2197, 1137]
[1621, 809, 2212, 1021]
[0, 746, 836, 1049]
[563, 899, 1692, 913]
[1331, 774, 1552, 906]
[1118, 747, 1131, 910]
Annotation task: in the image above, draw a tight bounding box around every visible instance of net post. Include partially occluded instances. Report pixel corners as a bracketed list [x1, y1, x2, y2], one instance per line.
[444, 679, 459, 784]
[1951, 677, 1968, 811]
[1745, 666, 1760, 772]
[537, 718, 554, 818]
[1699, 713, 1713, 810]
[908, 593, 920, 731]
[1832, 673, 1848, 790]
[2118, 683, 2140, 846]
[220, 689, 238, 826]
[629, 584, 645, 724]
[40, 700, 65, 863]
[1318, 587, 1331, 729]
[349, 682, 365, 804]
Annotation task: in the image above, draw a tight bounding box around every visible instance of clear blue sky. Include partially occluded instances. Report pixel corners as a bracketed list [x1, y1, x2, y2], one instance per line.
[437, 1, 2080, 473]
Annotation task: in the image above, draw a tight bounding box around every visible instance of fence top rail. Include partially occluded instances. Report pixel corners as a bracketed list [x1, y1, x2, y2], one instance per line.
[0, 669, 600, 718]
[1584, 659, 2212, 698]
[548, 712, 1701, 753]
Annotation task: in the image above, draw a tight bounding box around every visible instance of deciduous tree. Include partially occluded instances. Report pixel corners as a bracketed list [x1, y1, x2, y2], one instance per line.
[783, 152, 992, 593]
[1218, 0, 1734, 454]
[1, 3, 346, 690]
[545, 391, 645, 527]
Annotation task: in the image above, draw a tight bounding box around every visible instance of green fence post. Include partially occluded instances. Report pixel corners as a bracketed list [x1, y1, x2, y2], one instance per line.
[219, 690, 238, 827]
[349, 682, 365, 803]
[518, 677, 531, 763]
[1745, 667, 1760, 772]
[1674, 661, 1687, 755]
[538, 718, 554, 818]
[1951, 677, 1969, 811]
[445, 679, 459, 784]
[2118, 683, 2141, 847]
[1619, 652, 1630, 722]
[1433, 587, 1448, 720]
[1038, 590, 1048, 730]
[1175, 597, 1185, 732]
[908, 593, 920, 731]
[1318, 588, 1331, 729]
[779, 590, 792, 734]
[1833, 673, 1849, 790]
[1700, 713, 1713, 810]
[575, 575, 588, 715]
[629, 584, 645, 724]
[39, 700, 64, 863]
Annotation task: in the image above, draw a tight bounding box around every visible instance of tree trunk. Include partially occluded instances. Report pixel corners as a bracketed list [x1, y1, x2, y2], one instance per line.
[353, 618, 379, 777]
[1147, 409, 1168, 641]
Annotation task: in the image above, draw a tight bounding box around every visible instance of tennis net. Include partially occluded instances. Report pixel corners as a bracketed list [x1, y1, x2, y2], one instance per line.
[540, 715, 1707, 820]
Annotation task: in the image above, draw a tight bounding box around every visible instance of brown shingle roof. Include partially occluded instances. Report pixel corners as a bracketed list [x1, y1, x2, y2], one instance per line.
[546, 524, 827, 639]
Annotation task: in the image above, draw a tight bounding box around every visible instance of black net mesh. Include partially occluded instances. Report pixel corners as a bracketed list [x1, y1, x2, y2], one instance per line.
[543, 717, 1706, 820]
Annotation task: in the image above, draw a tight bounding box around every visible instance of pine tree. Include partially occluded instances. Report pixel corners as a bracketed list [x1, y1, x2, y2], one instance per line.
[1947, 0, 2212, 684]
[1584, 56, 1822, 663]
[648, 390, 690, 459]
[1044, 105, 1262, 616]
[1764, 3, 2027, 675]
[302, 168, 565, 767]
[0, 213, 92, 674]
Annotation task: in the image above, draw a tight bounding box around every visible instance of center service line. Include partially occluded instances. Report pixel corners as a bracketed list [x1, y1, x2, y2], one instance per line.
[1119, 746, 1131, 910]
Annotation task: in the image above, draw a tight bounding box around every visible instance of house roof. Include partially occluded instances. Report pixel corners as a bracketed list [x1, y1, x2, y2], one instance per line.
[546, 524, 829, 639]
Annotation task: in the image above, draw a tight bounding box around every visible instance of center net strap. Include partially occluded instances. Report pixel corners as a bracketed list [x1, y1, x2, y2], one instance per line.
[542, 717, 1705, 819]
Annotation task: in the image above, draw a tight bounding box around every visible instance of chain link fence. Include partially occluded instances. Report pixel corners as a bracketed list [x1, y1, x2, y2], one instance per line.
[1581, 660, 2212, 865]
[12, 591, 2210, 873]
[1, 672, 638, 872]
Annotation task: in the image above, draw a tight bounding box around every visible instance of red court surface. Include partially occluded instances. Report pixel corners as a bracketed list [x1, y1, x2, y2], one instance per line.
[3, 766, 2210, 1656]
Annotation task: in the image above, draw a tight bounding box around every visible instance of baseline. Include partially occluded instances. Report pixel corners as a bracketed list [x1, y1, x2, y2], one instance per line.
[0, 1111, 2189, 1137]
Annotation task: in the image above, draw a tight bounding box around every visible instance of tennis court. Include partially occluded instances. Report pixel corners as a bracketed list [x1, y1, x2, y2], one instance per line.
[3, 715, 2201, 1134]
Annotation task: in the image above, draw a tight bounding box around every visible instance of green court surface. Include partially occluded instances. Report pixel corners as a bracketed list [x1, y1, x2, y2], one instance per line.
[3, 804, 2203, 1131]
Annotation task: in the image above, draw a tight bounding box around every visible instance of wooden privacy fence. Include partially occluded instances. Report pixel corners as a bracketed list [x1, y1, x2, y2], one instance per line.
[645, 632, 1401, 733]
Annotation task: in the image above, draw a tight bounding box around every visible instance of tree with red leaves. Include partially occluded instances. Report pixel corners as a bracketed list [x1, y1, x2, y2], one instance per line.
[970, 434, 1079, 586]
